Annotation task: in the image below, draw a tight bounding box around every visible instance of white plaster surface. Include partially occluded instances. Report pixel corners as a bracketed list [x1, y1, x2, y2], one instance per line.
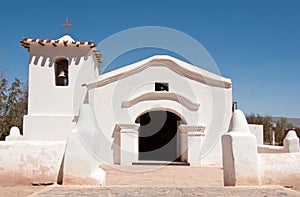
[248, 124, 263, 145]
[179, 125, 205, 165]
[5, 126, 23, 141]
[228, 110, 250, 132]
[257, 130, 300, 153]
[0, 141, 65, 184]
[259, 153, 300, 185]
[222, 109, 261, 186]
[283, 130, 300, 153]
[117, 124, 139, 165]
[257, 145, 285, 153]
[222, 133, 261, 186]
[222, 111, 300, 187]
[63, 104, 106, 185]
[88, 56, 232, 166]
[23, 35, 99, 140]
[23, 115, 75, 140]
[23, 48, 233, 166]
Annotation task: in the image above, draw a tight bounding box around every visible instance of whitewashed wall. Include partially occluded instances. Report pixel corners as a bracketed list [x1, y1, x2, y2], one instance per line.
[0, 141, 65, 184]
[249, 124, 264, 145]
[222, 110, 300, 187]
[88, 61, 232, 166]
[259, 153, 300, 186]
[24, 45, 99, 140]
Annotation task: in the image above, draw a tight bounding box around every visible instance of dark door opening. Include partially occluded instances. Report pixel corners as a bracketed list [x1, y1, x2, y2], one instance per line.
[137, 110, 181, 161]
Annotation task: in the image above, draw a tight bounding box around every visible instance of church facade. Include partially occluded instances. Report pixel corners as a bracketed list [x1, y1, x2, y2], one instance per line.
[20, 34, 232, 166]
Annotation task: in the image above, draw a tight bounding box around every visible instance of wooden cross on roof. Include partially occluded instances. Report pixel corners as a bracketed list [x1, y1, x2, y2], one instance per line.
[61, 18, 72, 35]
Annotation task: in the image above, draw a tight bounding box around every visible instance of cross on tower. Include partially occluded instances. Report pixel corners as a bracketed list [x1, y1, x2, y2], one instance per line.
[61, 18, 72, 35]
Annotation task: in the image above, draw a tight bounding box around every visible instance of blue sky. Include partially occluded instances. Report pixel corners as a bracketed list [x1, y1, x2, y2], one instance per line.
[0, 0, 299, 118]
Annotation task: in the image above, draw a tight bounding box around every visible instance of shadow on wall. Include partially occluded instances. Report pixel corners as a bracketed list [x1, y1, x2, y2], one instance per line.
[30, 53, 89, 67]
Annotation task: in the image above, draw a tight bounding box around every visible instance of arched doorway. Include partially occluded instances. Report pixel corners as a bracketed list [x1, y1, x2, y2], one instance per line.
[135, 110, 181, 161]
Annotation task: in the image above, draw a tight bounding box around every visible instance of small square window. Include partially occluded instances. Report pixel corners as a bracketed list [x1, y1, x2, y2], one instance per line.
[155, 82, 169, 91]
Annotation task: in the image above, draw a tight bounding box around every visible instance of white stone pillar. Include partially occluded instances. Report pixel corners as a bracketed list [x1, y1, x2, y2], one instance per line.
[222, 109, 261, 186]
[179, 128, 188, 162]
[272, 130, 275, 146]
[179, 125, 205, 164]
[119, 124, 139, 165]
[5, 126, 23, 141]
[283, 130, 300, 153]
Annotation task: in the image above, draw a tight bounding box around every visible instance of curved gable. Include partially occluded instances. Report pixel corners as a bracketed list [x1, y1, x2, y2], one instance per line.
[84, 55, 232, 89]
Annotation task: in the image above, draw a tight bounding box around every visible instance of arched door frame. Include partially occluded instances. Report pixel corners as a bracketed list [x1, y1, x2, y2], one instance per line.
[114, 108, 205, 165]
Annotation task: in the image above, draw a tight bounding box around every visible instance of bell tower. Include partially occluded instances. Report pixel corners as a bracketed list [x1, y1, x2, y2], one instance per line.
[20, 23, 102, 140]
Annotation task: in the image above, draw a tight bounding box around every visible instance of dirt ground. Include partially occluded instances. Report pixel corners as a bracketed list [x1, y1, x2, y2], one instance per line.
[0, 165, 299, 197]
[0, 185, 46, 197]
[0, 173, 47, 197]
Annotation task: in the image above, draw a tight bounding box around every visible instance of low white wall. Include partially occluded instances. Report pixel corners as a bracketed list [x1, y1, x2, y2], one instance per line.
[257, 145, 285, 153]
[257, 131, 300, 153]
[259, 153, 300, 186]
[0, 141, 65, 184]
[222, 110, 300, 187]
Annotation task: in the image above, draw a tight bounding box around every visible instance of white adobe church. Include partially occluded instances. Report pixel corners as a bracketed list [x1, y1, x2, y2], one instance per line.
[3, 25, 297, 187]
[2, 25, 300, 187]
[19, 30, 233, 167]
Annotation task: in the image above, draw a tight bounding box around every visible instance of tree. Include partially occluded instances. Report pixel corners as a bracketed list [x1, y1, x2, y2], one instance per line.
[274, 118, 294, 145]
[0, 76, 28, 140]
[246, 113, 294, 145]
[0, 73, 8, 139]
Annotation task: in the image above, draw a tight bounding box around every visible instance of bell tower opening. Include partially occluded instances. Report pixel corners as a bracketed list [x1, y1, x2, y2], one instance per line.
[55, 58, 69, 86]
